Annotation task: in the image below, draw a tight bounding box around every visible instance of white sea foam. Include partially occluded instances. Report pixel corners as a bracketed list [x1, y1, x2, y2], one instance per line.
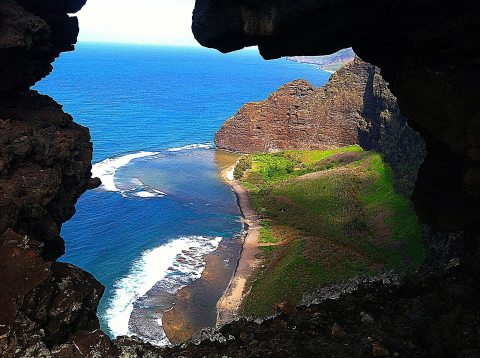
[152, 189, 167, 196]
[225, 164, 236, 181]
[131, 177, 144, 187]
[92, 151, 159, 192]
[134, 191, 157, 198]
[167, 143, 213, 152]
[92, 144, 213, 197]
[105, 235, 223, 340]
[132, 189, 166, 199]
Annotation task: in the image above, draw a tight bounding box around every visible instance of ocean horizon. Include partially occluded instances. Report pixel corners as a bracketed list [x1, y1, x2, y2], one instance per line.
[34, 42, 330, 343]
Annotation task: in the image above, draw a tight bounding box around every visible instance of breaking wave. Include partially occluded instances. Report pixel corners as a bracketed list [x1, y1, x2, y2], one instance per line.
[104, 235, 222, 342]
[167, 143, 213, 152]
[92, 151, 159, 192]
[91, 144, 213, 198]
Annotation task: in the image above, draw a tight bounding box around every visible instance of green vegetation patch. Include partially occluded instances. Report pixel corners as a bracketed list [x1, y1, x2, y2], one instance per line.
[244, 238, 372, 317]
[240, 146, 424, 317]
[285, 145, 363, 165]
[359, 154, 425, 269]
[234, 156, 252, 180]
[259, 219, 283, 244]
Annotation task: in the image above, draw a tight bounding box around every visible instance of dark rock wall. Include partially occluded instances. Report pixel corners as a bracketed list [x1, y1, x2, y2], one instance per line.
[0, 1, 117, 356]
[360, 62, 426, 196]
[0, 93, 93, 260]
[193, 0, 480, 256]
[215, 57, 425, 195]
[156, 267, 479, 357]
[0, 0, 87, 93]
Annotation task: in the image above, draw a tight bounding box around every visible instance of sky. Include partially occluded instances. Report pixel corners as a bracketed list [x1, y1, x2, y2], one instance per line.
[76, 0, 199, 46]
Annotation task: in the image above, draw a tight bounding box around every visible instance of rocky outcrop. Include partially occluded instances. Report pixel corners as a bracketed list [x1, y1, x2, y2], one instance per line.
[0, 92, 95, 260]
[0, 0, 87, 94]
[194, 0, 480, 252]
[0, 1, 116, 356]
[216, 57, 425, 194]
[0, 92, 115, 356]
[118, 266, 480, 357]
[216, 78, 358, 153]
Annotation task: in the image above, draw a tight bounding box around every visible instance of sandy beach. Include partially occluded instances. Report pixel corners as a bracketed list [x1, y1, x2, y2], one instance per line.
[216, 162, 262, 327]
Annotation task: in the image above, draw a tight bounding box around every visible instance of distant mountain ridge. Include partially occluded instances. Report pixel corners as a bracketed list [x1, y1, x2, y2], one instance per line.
[287, 48, 355, 72]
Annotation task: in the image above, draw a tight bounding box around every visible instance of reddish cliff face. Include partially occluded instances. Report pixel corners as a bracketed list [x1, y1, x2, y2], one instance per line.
[215, 58, 425, 194]
[215, 58, 390, 153]
[215, 67, 361, 153]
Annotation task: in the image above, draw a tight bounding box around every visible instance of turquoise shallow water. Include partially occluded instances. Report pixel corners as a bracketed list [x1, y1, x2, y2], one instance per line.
[34, 43, 330, 342]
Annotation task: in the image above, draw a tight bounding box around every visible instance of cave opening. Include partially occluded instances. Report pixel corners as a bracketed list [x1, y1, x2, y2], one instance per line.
[1, 0, 479, 356]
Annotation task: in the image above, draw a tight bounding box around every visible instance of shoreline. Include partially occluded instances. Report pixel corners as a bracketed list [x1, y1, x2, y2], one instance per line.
[216, 162, 262, 327]
[160, 150, 246, 343]
[161, 236, 242, 344]
[161, 152, 261, 343]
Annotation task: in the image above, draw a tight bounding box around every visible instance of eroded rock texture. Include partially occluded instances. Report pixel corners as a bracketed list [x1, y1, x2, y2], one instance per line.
[117, 266, 480, 357]
[215, 57, 425, 194]
[0, 0, 478, 355]
[0, 0, 87, 93]
[0, 1, 115, 356]
[193, 0, 480, 241]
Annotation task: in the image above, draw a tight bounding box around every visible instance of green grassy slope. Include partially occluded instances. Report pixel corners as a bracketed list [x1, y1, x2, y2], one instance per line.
[238, 146, 425, 317]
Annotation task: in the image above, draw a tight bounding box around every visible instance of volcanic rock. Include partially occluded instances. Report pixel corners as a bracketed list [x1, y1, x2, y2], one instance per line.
[215, 57, 425, 195]
[0, 1, 114, 356]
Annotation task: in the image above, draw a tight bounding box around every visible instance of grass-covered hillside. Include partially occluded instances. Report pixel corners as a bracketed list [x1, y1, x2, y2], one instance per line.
[236, 146, 425, 317]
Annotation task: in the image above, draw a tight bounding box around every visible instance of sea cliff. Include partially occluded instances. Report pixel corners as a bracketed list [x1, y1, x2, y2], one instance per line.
[215, 57, 425, 195]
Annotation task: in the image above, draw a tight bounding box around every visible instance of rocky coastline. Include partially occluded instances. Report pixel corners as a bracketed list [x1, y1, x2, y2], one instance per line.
[161, 153, 263, 340]
[157, 151, 244, 344]
[1, 0, 479, 356]
[286, 48, 355, 72]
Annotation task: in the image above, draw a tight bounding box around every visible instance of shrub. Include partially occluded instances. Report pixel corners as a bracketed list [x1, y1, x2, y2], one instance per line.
[234, 156, 252, 179]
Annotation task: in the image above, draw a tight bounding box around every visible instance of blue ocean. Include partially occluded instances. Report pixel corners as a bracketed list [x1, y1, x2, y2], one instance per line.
[34, 43, 330, 344]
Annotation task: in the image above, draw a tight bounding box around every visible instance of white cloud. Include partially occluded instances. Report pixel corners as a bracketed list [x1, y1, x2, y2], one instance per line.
[77, 0, 199, 46]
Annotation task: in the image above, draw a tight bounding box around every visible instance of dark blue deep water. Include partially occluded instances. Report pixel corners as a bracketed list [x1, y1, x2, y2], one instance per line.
[34, 43, 330, 342]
